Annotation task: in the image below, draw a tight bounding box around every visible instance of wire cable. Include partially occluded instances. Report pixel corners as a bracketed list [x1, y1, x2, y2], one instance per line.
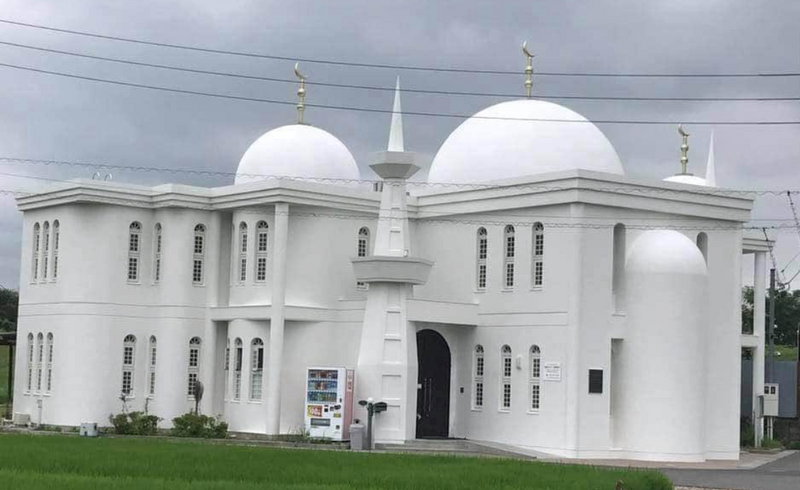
[1, 40, 798, 103]
[0, 61, 799, 126]
[1, 18, 799, 78]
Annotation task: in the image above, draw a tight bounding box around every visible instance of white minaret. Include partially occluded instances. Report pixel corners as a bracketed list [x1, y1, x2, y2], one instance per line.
[705, 132, 716, 187]
[352, 79, 433, 443]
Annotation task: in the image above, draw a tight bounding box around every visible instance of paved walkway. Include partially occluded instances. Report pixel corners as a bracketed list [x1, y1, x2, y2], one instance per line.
[663, 451, 799, 490]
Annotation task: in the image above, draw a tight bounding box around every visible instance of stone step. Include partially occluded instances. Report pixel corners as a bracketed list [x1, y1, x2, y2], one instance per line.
[376, 439, 534, 459]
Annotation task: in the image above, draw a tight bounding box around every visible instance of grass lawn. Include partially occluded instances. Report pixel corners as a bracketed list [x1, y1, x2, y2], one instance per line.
[0, 434, 672, 490]
[774, 344, 798, 361]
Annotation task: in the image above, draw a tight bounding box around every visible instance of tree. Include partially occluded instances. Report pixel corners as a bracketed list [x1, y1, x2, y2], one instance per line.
[742, 286, 800, 345]
[0, 288, 18, 332]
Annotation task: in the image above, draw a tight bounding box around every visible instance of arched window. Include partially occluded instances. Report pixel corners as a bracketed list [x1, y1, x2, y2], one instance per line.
[153, 224, 162, 284]
[35, 332, 44, 391]
[500, 345, 512, 411]
[148, 336, 157, 397]
[41, 222, 50, 280]
[696, 232, 708, 264]
[187, 337, 202, 398]
[356, 227, 370, 291]
[45, 333, 54, 393]
[476, 228, 488, 290]
[473, 345, 485, 409]
[52, 220, 60, 280]
[128, 222, 142, 283]
[255, 221, 269, 282]
[121, 334, 136, 396]
[224, 338, 231, 399]
[238, 222, 248, 284]
[504, 225, 515, 288]
[233, 338, 243, 401]
[192, 224, 205, 285]
[26, 333, 34, 391]
[250, 338, 265, 401]
[31, 223, 40, 282]
[612, 224, 626, 313]
[529, 345, 541, 412]
[532, 223, 544, 289]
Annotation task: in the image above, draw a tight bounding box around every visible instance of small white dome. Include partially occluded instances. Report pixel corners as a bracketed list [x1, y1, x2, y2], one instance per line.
[663, 174, 708, 187]
[626, 230, 707, 276]
[427, 99, 624, 184]
[235, 124, 360, 184]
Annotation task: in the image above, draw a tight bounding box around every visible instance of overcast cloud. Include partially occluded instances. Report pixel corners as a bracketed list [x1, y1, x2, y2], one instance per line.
[0, 0, 798, 287]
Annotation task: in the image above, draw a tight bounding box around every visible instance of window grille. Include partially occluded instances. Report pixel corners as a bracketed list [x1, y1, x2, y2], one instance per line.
[41, 222, 50, 280]
[238, 222, 248, 283]
[153, 224, 162, 284]
[26, 333, 33, 391]
[476, 228, 488, 290]
[500, 345, 512, 411]
[473, 345, 484, 409]
[529, 345, 541, 411]
[255, 221, 269, 282]
[193, 224, 205, 285]
[148, 336, 157, 397]
[52, 221, 60, 280]
[224, 339, 230, 399]
[504, 225, 515, 288]
[233, 338, 243, 401]
[187, 337, 201, 398]
[532, 223, 544, 288]
[32, 223, 40, 282]
[45, 333, 53, 393]
[121, 334, 136, 396]
[250, 338, 264, 401]
[356, 227, 370, 290]
[35, 333, 43, 391]
[128, 222, 141, 283]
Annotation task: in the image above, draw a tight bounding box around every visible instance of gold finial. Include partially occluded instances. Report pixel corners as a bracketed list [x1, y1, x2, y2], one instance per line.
[294, 62, 306, 124]
[522, 41, 535, 98]
[678, 124, 690, 174]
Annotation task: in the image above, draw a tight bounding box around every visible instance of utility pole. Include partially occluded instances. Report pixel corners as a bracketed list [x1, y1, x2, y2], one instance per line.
[767, 268, 776, 383]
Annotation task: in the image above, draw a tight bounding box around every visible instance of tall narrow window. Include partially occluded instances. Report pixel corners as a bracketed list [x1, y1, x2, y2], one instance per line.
[255, 221, 269, 283]
[238, 222, 248, 283]
[612, 224, 626, 312]
[153, 224, 162, 284]
[31, 223, 40, 282]
[356, 227, 370, 291]
[193, 224, 205, 285]
[52, 220, 60, 280]
[476, 228, 488, 290]
[148, 336, 157, 397]
[532, 223, 544, 289]
[504, 225, 515, 288]
[41, 222, 50, 280]
[500, 345, 512, 411]
[35, 333, 43, 391]
[233, 338, 243, 401]
[187, 337, 201, 398]
[529, 345, 541, 412]
[45, 333, 53, 393]
[473, 345, 485, 409]
[128, 222, 142, 283]
[26, 333, 33, 391]
[121, 334, 136, 396]
[250, 338, 264, 401]
[224, 338, 231, 399]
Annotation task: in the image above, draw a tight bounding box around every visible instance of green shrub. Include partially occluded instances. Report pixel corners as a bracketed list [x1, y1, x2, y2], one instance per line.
[788, 441, 800, 450]
[171, 413, 227, 439]
[740, 419, 755, 447]
[109, 411, 160, 436]
[761, 437, 783, 449]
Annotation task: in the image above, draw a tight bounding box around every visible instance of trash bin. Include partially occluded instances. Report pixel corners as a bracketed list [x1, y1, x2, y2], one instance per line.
[349, 423, 365, 451]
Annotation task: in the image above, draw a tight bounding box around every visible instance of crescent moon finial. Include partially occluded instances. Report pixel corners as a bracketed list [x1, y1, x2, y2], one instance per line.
[678, 124, 689, 137]
[294, 62, 307, 124]
[522, 41, 534, 59]
[522, 41, 534, 98]
[678, 124, 690, 174]
[294, 62, 305, 81]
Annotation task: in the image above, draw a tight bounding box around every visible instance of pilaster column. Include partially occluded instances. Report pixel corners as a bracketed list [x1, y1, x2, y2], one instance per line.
[753, 251, 766, 446]
[266, 203, 289, 434]
[201, 212, 221, 415]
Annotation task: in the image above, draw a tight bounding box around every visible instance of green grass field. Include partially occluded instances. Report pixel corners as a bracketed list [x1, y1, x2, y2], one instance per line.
[0, 434, 672, 490]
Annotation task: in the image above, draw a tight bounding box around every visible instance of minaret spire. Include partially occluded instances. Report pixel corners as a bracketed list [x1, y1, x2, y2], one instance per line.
[678, 124, 691, 175]
[294, 62, 307, 124]
[522, 41, 535, 98]
[705, 131, 716, 186]
[387, 77, 404, 151]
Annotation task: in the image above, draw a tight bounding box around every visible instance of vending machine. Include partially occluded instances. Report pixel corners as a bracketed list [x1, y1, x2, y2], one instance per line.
[304, 367, 354, 441]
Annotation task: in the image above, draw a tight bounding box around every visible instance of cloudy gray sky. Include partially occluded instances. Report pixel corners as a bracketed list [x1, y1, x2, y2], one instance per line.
[0, 0, 798, 288]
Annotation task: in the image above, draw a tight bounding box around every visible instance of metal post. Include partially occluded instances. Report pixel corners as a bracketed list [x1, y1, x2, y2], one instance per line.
[366, 404, 374, 451]
[767, 269, 776, 383]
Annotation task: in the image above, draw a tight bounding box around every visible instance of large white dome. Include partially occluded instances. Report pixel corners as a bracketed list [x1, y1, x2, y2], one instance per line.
[428, 99, 624, 183]
[235, 124, 360, 185]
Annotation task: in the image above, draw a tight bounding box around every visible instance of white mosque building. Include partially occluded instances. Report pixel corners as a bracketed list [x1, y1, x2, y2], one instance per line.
[12, 61, 773, 462]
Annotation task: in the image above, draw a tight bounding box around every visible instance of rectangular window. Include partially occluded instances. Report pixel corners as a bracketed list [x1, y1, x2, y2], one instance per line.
[128, 257, 139, 282]
[502, 383, 511, 409]
[473, 348, 484, 410]
[187, 373, 198, 396]
[258, 232, 268, 252]
[26, 339, 33, 391]
[250, 347, 264, 401]
[129, 233, 139, 252]
[194, 236, 204, 255]
[530, 384, 540, 411]
[239, 257, 247, 283]
[256, 257, 267, 282]
[233, 347, 243, 401]
[478, 264, 487, 290]
[533, 261, 543, 288]
[475, 382, 484, 407]
[148, 345, 157, 397]
[122, 371, 133, 395]
[505, 263, 514, 288]
[192, 259, 203, 284]
[589, 369, 603, 394]
[503, 357, 512, 378]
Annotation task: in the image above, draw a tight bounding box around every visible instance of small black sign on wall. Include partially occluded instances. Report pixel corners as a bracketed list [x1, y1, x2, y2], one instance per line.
[588, 369, 603, 394]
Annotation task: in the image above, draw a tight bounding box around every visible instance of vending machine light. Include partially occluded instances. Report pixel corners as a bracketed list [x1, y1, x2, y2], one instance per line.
[304, 367, 354, 441]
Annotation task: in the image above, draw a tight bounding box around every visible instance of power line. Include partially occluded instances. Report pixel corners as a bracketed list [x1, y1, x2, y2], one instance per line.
[4, 156, 800, 197]
[1, 60, 799, 126]
[1, 39, 798, 103]
[1, 18, 799, 78]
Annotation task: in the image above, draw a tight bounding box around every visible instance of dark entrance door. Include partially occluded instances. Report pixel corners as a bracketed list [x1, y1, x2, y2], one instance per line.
[416, 329, 451, 438]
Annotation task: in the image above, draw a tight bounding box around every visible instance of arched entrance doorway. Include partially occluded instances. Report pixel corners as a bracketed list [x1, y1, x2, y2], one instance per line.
[416, 329, 451, 438]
